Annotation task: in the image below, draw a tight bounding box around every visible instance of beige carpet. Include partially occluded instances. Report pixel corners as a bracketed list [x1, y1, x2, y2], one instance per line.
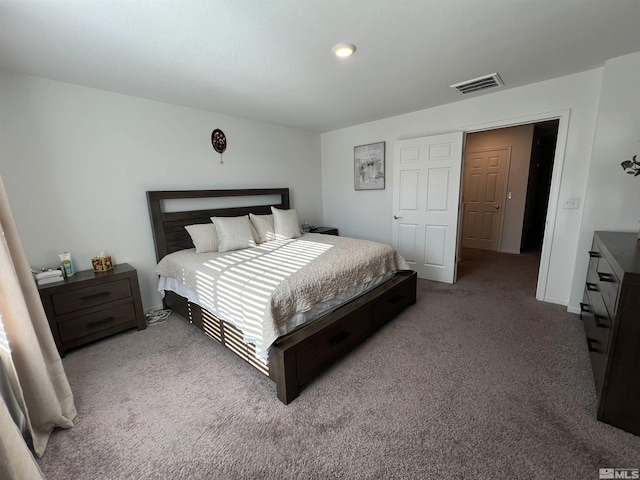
[38, 248, 640, 479]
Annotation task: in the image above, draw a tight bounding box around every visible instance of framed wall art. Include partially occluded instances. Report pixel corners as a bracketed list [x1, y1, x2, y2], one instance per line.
[354, 141, 385, 190]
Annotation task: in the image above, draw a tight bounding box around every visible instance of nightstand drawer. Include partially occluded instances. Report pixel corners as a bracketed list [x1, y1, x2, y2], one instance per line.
[58, 302, 137, 342]
[52, 279, 132, 315]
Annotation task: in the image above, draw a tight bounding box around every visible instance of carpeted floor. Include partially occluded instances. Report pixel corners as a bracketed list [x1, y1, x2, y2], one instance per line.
[38, 249, 640, 479]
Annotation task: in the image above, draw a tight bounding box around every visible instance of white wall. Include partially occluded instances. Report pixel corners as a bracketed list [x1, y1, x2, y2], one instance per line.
[321, 68, 602, 307]
[569, 51, 640, 310]
[465, 125, 535, 254]
[0, 71, 322, 309]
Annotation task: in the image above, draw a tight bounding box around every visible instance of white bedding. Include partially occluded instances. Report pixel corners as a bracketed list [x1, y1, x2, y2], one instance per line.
[156, 233, 409, 360]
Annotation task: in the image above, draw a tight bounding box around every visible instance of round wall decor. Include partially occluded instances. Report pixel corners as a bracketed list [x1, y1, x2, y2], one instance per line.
[211, 129, 227, 163]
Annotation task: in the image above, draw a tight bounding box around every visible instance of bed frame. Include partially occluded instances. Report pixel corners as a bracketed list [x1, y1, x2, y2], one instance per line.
[147, 188, 417, 404]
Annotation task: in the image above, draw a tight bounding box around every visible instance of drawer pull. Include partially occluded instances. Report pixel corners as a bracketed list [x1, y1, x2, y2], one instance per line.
[80, 291, 111, 301]
[389, 295, 404, 304]
[579, 302, 591, 320]
[597, 272, 615, 283]
[328, 331, 351, 346]
[588, 251, 600, 258]
[586, 282, 598, 292]
[586, 337, 601, 353]
[87, 316, 116, 329]
[594, 315, 609, 329]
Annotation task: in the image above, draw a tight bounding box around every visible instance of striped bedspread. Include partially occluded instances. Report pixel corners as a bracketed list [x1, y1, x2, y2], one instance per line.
[155, 233, 409, 359]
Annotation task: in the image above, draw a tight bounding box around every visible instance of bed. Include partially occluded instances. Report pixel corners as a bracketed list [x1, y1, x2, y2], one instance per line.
[147, 188, 417, 404]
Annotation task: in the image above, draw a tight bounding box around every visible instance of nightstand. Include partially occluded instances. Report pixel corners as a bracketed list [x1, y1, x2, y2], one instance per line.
[38, 263, 146, 356]
[312, 227, 339, 236]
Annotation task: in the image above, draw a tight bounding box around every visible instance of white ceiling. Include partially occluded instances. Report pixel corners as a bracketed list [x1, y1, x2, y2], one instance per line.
[1, 0, 640, 133]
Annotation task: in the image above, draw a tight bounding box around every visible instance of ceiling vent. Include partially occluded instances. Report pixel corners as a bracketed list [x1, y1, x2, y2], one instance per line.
[450, 73, 504, 95]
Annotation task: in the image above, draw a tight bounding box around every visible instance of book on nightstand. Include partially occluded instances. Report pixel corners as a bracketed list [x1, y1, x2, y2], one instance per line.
[35, 270, 64, 285]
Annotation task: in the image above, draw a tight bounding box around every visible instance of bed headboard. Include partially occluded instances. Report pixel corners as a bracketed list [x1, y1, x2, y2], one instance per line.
[146, 188, 290, 261]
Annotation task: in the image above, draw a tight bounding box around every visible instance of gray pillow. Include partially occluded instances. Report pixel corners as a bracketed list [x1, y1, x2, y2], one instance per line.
[184, 223, 219, 253]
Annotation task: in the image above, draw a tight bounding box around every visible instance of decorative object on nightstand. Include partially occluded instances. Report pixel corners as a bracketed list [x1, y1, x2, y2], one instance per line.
[91, 252, 113, 272]
[38, 263, 146, 356]
[580, 231, 640, 436]
[58, 251, 76, 277]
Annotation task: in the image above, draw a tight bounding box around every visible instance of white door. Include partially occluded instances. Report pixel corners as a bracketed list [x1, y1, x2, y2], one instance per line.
[461, 148, 509, 251]
[392, 132, 464, 283]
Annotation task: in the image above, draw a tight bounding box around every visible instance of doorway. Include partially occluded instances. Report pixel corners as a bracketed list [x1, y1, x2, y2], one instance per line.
[459, 120, 559, 283]
[521, 120, 559, 253]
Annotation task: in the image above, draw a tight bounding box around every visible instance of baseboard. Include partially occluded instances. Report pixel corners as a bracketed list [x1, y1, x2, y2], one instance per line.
[540, 296, 580, 315]
[566, 305, 581, 314]
[542, 295, 568, 307]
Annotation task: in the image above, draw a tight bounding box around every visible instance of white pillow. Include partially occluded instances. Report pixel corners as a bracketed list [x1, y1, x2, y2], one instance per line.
[271, 207, 301, 239]
[249, 213, 276, 243]
[184, 223, 219, 253]
[211, 216, 255, 252]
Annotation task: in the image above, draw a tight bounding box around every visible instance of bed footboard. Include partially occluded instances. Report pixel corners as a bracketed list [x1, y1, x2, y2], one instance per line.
[270, 270, 417, 404]
[164, 270, 417, 404]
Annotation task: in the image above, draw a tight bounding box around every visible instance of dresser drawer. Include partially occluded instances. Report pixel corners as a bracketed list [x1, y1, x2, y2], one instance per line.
[52, 279, 132, 315]
[588, 243, 601, 280]
[58, 302, 137, 342]
[596, 257, 620, 317]
[586, 253, 600, 290]
[582, 287, 611, 341]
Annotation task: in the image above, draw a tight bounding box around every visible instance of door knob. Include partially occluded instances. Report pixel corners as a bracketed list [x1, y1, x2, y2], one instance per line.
[494, 205, 501, 210]
[393, 215, 402, 219]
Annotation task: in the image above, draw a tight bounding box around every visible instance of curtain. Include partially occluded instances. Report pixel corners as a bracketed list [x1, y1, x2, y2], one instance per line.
[0, 172, 77, 468]
[0, 398, 44, 480]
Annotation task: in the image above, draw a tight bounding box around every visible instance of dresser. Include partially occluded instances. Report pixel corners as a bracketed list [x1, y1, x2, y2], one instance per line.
[580, 231, 640, 436]
[38, 263, 146, 356]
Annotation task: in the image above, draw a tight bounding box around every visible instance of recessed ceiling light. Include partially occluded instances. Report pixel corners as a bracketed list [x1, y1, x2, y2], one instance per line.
[332, 43, 356, 58]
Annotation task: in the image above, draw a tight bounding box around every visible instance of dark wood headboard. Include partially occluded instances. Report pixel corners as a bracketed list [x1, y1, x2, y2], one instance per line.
[146, 188, 290, 261]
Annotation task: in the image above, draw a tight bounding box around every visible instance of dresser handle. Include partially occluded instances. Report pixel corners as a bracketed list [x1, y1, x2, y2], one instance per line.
[594, 314, 609, 329]
[579, 302, 591, 313]
[586, 282, 598, 292]
[588, 251, 600, 258]
[597, 272, 614, 283]
[586, 337, 601, 353]
[81, 291, 110, 301]
[87, 316, 116, 329]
